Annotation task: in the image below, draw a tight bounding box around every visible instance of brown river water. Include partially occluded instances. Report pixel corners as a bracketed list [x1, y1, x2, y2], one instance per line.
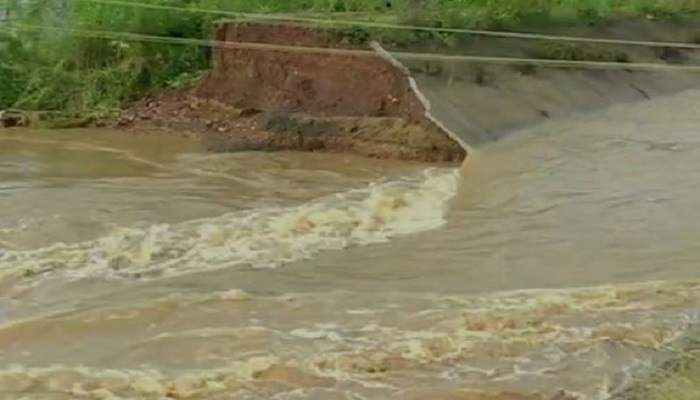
[2, 90, 700, 399]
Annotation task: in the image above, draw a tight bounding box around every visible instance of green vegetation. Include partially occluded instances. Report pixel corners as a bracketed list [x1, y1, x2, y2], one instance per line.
[0, 0, 220, 116]
[646, 360, 700, 400]
[612, 339, 700, 400]
[1, 0, 699, 118]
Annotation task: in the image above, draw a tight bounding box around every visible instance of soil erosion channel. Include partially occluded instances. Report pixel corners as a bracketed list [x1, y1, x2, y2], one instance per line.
[2, 17, 700, 400]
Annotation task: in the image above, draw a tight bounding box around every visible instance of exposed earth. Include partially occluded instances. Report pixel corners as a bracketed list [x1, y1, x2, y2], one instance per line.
[113, 22, 466, 162]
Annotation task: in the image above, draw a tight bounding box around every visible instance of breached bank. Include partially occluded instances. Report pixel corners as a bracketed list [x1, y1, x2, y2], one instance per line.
[101, 16, 700, 162]
[112, 21, 466, 162]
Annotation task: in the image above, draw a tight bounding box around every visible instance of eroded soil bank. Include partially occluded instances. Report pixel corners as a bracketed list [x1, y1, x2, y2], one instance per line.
[113, 17, 700, 161]
[115, 22, 465, 162]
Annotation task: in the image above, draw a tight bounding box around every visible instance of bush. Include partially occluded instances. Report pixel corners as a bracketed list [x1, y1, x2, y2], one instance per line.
[2, 0, 220, 114]
[2, 0, 699, 115]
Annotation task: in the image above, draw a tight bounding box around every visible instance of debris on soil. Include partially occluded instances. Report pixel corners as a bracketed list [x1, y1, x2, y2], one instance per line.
[115, 90, 465, 162]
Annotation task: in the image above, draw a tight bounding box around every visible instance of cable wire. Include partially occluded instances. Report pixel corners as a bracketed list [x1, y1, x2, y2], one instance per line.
[70, 0, 700, 49]
[4, 22, 700, 72]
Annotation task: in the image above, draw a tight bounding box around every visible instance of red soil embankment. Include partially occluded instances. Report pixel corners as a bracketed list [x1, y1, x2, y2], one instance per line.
[199, 22, 426, 120]
[118, 22, 466, 162]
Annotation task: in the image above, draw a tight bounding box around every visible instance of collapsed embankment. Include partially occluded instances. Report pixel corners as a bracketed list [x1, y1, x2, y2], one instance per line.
[116, 22, 466, 162]
[113, 17, 700, 161]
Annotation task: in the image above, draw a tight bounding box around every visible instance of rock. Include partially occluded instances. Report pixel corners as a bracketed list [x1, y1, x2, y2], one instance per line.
[0, 109, 27, 128]
[238, 107, 262, 118]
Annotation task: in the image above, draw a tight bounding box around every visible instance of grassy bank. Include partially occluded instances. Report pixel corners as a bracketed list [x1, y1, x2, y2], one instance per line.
[1, 0, 699, 118]
[607, 331, 700, 400]
[617, 355, 700, 400]
[647, 362, 700, 400]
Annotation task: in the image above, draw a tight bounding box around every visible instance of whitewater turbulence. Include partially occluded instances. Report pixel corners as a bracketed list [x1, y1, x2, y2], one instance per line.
[0, 168, 460, 280]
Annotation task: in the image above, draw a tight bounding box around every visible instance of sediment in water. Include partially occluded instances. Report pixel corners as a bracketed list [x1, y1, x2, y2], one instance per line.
[114, 17, 700, 161]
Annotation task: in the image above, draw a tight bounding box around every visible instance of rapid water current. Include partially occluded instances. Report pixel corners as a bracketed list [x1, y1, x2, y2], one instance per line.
[2, 90, 700, 399]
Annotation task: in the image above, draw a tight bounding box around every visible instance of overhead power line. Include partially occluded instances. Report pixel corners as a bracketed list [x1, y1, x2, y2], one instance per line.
[70, 0, 700, 50]
[4, 23, 700, 72]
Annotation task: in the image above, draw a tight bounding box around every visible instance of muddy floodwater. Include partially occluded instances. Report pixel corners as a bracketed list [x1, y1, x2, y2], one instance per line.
[2, 90, 700, 400]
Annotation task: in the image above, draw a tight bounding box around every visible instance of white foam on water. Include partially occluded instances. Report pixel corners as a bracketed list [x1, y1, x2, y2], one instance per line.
[0, 168, 460, 279]
[0, 280, 699, 400]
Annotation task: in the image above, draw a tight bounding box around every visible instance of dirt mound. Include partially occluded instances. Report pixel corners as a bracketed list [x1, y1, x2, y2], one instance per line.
[117, 22, 464, 162]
